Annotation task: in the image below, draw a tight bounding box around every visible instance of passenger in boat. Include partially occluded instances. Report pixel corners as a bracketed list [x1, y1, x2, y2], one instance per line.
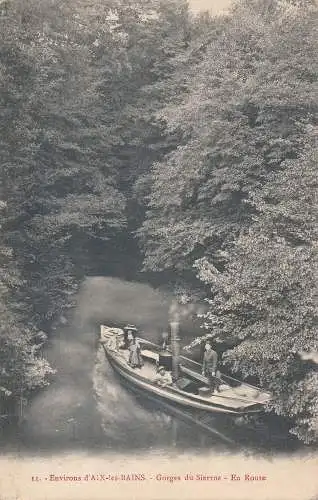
[153, 366, 173, 387]
[123, 324, 138, 349]
[202, 342, 220, 392]
[127, 331, 134, 345]
[128, 337, 143, 369]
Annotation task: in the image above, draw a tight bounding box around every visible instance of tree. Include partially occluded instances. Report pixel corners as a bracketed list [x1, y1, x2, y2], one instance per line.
[1, 0, 128, 329]
[138, 0, 318, 282]
[0, 219, 53, 417]
[195, 146, 318, 443]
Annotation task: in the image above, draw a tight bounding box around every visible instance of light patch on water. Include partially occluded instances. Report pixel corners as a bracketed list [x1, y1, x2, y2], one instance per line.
[22, 277, 177, 446]
[92, 345, 178, 448]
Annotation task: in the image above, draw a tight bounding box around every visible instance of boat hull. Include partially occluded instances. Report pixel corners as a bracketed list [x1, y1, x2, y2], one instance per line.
[104, 346, 260, 416]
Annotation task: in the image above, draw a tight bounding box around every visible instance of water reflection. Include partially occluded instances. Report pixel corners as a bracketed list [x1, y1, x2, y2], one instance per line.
[93, 345, 229, 452]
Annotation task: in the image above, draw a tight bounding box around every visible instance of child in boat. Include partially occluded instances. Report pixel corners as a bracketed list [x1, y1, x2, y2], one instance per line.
[128, 337, 143, 368]
[153, 366, 173, 387]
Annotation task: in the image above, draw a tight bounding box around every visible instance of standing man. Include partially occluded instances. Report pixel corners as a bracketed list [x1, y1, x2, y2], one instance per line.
[202, 342, 219, 393]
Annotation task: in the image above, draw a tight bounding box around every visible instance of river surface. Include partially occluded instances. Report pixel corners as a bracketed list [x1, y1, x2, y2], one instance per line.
[1, 277, 309, 457]
[1, 279, 317, 500]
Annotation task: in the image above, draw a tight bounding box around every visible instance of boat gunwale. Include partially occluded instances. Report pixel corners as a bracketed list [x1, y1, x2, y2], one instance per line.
[103, 343, 262, 414]
[137, 337, 270, 396]
[104, 347, 243, 414]
[100, 327, 270, 399]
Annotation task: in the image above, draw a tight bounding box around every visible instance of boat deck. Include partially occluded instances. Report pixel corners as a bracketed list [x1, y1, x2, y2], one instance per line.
[139, 349, 253, 407]
[113, 348, 159, 381]
[106, 345, 262, 410]
[100, 326, 271, 412]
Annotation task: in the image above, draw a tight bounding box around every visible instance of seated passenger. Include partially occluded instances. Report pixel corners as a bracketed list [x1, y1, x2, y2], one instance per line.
[153, 366, 173, 387]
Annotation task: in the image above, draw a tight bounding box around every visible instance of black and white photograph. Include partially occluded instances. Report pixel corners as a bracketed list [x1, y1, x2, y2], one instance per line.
[0, 0, 317, 499]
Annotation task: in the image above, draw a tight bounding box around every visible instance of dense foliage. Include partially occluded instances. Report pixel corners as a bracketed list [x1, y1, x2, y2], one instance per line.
[0, 0, 191, 412]
[195, 147, 318, 442]
[138, 0, 318, 442]
[0, 0, 317, 442]
[139, 0, 317, 274]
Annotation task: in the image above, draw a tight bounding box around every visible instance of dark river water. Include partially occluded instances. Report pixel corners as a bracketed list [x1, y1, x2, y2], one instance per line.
[3, 277, 305, 457]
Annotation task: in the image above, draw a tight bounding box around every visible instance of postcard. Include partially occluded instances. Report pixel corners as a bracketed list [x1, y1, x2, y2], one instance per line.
[0, 0, 317, 499]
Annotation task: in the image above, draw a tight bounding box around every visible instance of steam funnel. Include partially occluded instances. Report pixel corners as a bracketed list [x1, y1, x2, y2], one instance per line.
[170, 320, 180, 381]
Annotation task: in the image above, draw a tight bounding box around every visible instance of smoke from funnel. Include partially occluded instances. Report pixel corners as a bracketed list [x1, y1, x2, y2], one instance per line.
[169, 297, 206, 325]
[74, 277, 173, 339]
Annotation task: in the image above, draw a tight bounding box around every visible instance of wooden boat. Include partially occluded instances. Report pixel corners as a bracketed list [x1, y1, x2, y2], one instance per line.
[100, 325, 271, 416]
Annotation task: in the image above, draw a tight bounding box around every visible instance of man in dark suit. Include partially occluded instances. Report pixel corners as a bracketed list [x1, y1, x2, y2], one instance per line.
[202, 342, 219, 393]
